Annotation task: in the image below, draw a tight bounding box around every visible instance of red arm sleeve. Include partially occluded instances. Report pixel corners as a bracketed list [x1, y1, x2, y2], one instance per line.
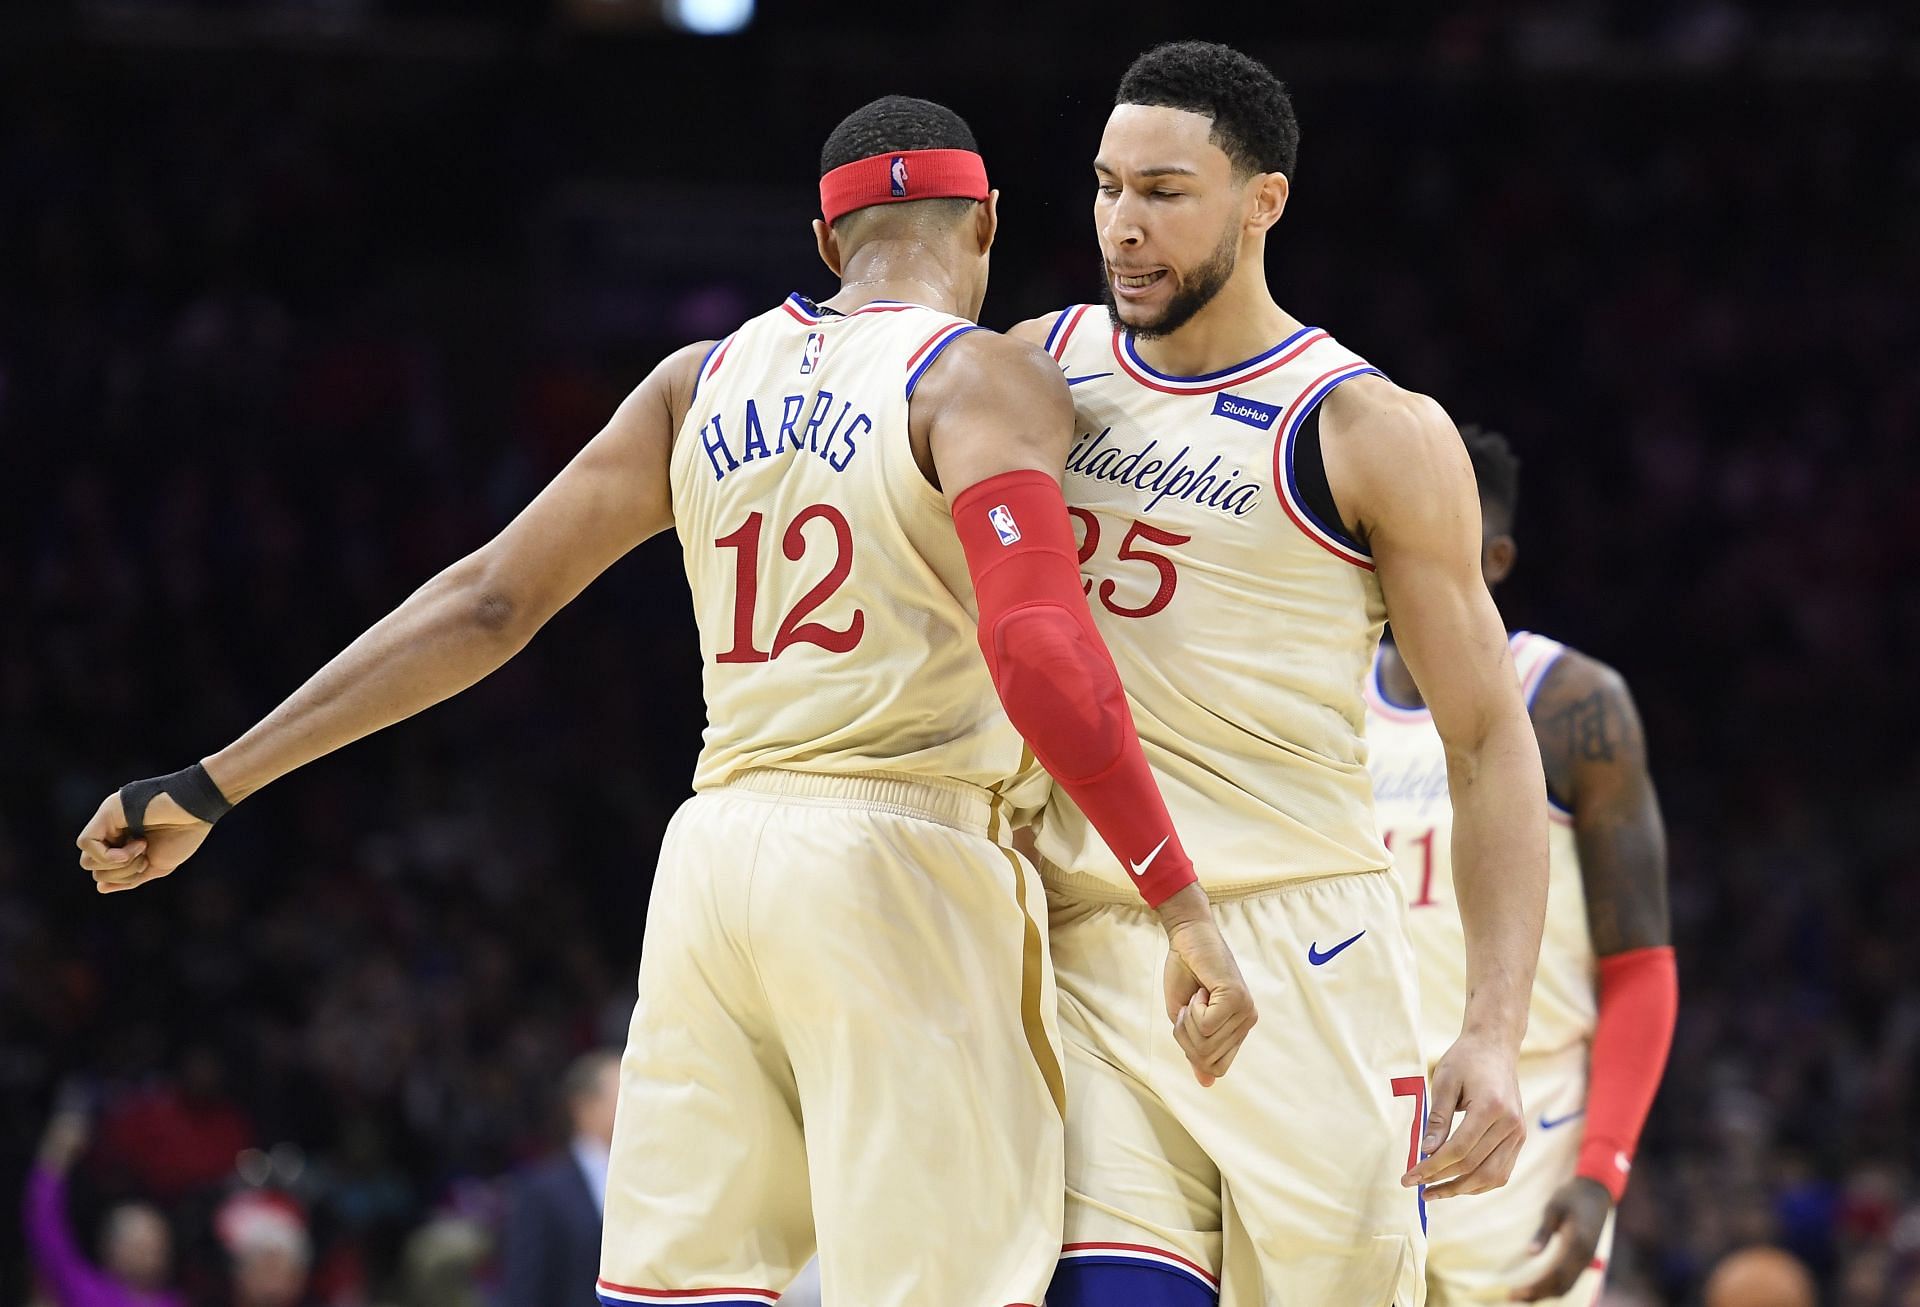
[1576, 944, 1678, 1200]
[950, 469, 1197, 907]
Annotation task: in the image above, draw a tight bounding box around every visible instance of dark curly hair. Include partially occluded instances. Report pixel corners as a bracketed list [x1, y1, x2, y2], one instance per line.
[1460, 424, 1522, 529]
[818, 95, 982, 229]
[1115, 41, 1299, 179]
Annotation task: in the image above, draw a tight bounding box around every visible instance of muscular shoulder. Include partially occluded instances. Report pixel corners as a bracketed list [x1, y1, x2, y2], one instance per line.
[1530, 647, 1636, 725]
[912, 328, 1072, 419]
[654, 339, 719, 430]
[1318, 376, 1470, 547]
[1320, 376, 1463, 482]
[1528, 646, 1648, 801]
[912, 329, 1075, 491]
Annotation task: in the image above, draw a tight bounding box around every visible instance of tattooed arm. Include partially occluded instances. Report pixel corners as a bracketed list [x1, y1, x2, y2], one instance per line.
[1531, 652, 1669, 957]
[1514, 650, 1673, 1301]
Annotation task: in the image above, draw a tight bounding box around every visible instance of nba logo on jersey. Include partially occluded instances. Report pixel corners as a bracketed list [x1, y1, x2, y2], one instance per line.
[988, 504, 1021, 546]
[800, 331, 825, 375]
[890, 155, 909, 196]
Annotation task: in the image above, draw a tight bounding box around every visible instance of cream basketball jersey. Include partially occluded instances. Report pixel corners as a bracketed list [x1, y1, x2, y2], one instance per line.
[1367, 631, 1596, 1059]
[1030, 306, 1393, 899]
[670, 293, 1047, 810]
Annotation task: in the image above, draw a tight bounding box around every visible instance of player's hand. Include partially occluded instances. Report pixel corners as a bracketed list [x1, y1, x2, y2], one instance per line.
[1156, 884, 1257, 1086]
[75, 789, 212, 895]
[1405, 1031, 1524, 1198]
[1510, 1177, 1612, 1300]
[37, 1108, 91, 1174]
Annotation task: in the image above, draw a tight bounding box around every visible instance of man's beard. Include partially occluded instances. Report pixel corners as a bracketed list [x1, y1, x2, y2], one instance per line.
[1100, 226, 1239, 340]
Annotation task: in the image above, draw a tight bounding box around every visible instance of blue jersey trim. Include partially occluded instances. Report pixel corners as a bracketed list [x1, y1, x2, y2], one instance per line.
[1122, 322, 1318, 383]
[1281, 366, 1383, 555]
[1041, 307, 1074, 353]
[1524, 646, 1568, 711]
[904, 325, 982, 399]
[687, 335, 729, 407]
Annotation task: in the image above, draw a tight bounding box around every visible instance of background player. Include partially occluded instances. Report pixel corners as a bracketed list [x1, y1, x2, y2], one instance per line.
[1367, 427, 1677, 1305]
[73, 95, 1255, 1307]
[1013, 41, 1549, 1305]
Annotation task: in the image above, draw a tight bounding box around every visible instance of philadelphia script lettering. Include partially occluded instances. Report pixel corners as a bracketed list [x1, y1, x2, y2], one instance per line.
[1065, 428, 1263, 517]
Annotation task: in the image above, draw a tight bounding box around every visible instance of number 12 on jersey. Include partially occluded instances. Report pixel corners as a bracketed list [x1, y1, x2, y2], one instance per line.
[713, 503, 864, 663]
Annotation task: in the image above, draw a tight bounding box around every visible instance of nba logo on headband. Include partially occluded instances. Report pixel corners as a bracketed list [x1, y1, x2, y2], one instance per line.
[820, 148, 988, 224]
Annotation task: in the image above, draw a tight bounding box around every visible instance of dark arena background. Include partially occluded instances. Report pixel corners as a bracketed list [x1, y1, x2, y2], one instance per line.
[5, 1, 1918, 1303]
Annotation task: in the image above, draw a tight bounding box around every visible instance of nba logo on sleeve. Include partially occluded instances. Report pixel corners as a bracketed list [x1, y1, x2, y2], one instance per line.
[988, 504, 1021, 545]
[890, 155, 909, 197]
[800, 331, 825, 375]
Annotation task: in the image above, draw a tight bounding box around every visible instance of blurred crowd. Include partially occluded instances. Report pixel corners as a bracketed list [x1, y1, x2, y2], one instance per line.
[4, 4, 1918, 1305]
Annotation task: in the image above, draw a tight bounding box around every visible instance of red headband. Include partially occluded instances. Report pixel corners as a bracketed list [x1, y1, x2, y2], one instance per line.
[819, 148, 990, 224]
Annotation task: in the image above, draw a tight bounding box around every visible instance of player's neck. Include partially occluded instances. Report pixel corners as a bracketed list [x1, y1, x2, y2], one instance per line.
[1376, 639, 1427, 710]
[826, 243, 971, 319]
[1129, 269, 1303, 378]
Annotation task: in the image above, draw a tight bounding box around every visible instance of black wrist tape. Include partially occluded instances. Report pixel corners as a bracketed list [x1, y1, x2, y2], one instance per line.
[120, 763, 232, 838]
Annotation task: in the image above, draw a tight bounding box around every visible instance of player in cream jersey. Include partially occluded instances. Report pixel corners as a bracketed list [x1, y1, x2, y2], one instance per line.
[1372, 631, 1596, 1064]
[73, 96, 1259, 1307]
[1014, 43, 1551, 1307]
[1032, 313, 1389, 899]
[675, 289, 1051, 796]
[1368, 428, 1676, 1305]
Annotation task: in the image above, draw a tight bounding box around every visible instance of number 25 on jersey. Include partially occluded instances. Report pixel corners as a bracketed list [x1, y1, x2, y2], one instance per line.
[1069, 508, 1188, 619]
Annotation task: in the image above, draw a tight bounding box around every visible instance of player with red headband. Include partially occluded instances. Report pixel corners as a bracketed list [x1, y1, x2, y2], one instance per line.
[72, 95, 1255, 1307]
[1011, 42, 1550, 1306]
[1368, 427, 1676, 1305]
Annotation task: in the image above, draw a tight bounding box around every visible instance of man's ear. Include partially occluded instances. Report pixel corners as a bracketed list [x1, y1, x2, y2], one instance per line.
[813, 217, 844, 277]
[1482, 533, 1518, 587]
[1246, 171, 1290, 235]
[976, 189, 1000, 255]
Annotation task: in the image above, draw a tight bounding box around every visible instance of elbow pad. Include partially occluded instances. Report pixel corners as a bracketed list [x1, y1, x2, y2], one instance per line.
[951, 469, 1196, 906]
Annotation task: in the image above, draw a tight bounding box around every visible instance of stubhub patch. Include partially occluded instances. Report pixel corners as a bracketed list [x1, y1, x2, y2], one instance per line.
[1212, 392, 1280, 430]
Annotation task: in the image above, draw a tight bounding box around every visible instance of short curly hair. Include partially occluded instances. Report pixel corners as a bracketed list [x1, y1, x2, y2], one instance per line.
[818, 95, 982, 229]
[1460, 424, 1522, 528]
[820, 95, 978, 174]
[1115, 41, 1299, 179]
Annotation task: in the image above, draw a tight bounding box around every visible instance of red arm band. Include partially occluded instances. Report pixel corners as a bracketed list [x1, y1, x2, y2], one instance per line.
[1576, 944, 1678, 1200]
[950, 469, 1197, 907]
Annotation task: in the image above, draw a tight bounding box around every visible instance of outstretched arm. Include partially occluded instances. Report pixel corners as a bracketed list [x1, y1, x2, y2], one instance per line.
[1324, 378, 1547, 1198]
[1514, 652, 1674, 1302]
[77, 342, 707, 892]
[24, 1112, 108, 1304]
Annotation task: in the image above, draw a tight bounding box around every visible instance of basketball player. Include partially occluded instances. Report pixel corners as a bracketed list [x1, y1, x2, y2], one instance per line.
[74, 96, 1257, 1307]
[1011, 42, 1550, 1305]
[1368, 428, 1676, 1305]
